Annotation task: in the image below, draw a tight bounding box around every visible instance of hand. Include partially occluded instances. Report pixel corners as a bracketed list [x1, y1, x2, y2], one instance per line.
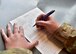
[1, 23, 38, 50]
[36, 14, 59, 34]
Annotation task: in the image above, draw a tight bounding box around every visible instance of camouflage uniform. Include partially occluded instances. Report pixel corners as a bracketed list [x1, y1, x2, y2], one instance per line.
[0, 48, 32, 54]
[52, 23, 76, 53]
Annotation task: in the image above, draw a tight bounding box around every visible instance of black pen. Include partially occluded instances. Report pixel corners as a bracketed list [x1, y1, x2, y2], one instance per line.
[33, 10, 55, 27]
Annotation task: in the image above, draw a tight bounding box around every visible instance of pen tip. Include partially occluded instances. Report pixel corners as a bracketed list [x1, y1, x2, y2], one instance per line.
[33, 24, 35, 27]
[52, 10, 55, 12]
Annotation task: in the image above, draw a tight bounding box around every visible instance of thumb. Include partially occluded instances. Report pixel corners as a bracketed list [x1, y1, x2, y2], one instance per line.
[36, 21, 48, 27]
[29, 41, 39, 49]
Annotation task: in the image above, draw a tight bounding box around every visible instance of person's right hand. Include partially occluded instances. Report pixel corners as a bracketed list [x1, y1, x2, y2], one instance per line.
[36, 14, 59, 34]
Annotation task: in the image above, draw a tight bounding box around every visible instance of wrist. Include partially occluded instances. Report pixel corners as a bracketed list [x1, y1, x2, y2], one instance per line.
[52, 23, 76, 45]
[51, 23, 69, 44]
[51, 22, 60, 33]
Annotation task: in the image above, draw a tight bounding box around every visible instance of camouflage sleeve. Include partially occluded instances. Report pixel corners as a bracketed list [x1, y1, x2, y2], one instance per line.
[52, 23, 76, 53]
[0, 48, 33, 54]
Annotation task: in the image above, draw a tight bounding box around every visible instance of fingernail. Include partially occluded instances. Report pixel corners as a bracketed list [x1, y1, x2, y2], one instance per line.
[8, 23, 10, 26]
[0, 29, 1, 33]
[0, 28, 3, 33]
[7, 24, 9, 27]
[14, 23, 16, 25]
[35, 41, 39, 45]
[0, 28, 2, 31]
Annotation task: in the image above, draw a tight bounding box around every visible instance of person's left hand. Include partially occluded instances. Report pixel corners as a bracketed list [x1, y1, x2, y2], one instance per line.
[0, 23, 38, 50]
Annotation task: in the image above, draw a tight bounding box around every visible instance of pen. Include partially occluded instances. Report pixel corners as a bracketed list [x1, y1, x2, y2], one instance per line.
[33, 10, 55, 27]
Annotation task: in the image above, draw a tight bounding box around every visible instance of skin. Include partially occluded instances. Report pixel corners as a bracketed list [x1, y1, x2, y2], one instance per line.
[1, 23, 38, 50]
[36, 14, 59, 34]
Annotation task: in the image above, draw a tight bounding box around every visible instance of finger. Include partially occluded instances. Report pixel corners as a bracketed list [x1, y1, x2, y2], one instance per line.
[19, 26, 24, 36]
[7, 24, 12, 36]
[47, 16, 54, 20]
[36, 14, 53, 21]
[13, 23, 18, 33]
[29, 41, 38, 49]
[1, 29, 8, 42]
[36, 21, 48, 27]
[36, 14, 45, 21]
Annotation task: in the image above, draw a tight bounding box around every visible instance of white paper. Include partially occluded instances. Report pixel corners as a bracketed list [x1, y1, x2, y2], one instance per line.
[10, 7, 62, 54]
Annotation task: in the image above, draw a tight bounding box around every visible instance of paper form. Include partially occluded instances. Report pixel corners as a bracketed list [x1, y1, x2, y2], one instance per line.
[10, 7, 63, 54]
